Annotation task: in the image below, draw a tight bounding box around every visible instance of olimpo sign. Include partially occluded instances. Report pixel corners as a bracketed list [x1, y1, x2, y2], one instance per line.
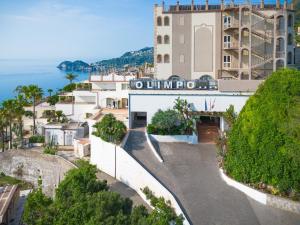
[129, 79, 218, 90]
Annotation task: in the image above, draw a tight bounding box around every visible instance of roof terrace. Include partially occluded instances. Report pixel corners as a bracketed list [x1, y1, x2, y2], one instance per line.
[158, 0, 295, 12]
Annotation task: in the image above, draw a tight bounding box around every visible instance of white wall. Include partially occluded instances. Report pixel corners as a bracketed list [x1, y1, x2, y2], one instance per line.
[129, 91, 250, 125]
[55, 104, 96, 122]
[90, 135, 190, 225]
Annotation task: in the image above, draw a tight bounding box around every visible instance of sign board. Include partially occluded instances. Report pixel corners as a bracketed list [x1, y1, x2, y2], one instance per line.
[129, 79, 218, 90]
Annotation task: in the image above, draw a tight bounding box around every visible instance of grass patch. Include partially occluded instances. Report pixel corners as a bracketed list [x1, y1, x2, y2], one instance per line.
[0, 172, 33, 190]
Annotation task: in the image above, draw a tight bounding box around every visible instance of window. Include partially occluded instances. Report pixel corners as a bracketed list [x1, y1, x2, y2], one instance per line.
[179, 16, 185, 26]
[179, 54, 185, 63]
[179, 34, 185, 44]
[288, 52, 293, 64]
[288, 33, 293, 45]
[157, 17, 162, 26]
[224, 35, 231, 48]
[121, 84, 129, 90]
[164, 16, 170, 26]
[157, 35, 162, 44]
[164, 35, 170, 44]
[224, 16, 231, 28]
[164, 54, 170, 63]
[157, 54, 162, 63]
[223, 55, 231, 68]
[288, 14, 293, 28]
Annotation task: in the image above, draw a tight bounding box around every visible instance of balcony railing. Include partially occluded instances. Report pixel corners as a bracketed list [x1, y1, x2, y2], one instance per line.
[223, 42, 239, 49]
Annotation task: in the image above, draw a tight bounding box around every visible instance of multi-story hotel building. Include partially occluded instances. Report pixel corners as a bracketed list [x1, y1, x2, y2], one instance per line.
[154, 0, 296, 80]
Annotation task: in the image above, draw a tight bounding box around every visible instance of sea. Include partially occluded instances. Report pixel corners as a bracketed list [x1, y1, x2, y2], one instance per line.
[0, 59, 90, 103]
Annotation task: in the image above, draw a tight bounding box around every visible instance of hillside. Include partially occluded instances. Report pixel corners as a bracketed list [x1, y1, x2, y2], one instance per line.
[57, 47, 154, 72]
[93, 47, 154, 70]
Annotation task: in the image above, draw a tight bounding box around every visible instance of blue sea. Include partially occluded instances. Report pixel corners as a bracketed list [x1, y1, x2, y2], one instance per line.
[0, 59, 89, 103]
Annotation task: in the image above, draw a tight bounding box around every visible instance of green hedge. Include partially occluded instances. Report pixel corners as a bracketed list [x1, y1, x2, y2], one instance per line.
[224, 69, 300, 196]
[147, 109, 183, 135]
[29, 135, 45, 144]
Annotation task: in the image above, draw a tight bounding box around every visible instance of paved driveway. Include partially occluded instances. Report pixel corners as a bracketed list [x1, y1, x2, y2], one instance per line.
[125, 129, 300, 225]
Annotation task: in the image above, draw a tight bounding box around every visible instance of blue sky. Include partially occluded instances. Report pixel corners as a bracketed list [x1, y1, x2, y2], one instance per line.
[0, 0, 281, 62]
[0, 0, 170, 61]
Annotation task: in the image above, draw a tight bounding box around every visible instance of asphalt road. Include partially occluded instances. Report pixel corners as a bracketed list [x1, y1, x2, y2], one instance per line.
[125, 128, 300, 225]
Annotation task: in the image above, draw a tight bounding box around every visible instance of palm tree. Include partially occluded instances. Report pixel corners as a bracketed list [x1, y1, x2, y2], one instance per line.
[47, 89, 53, 97]
[65, 73, 78, 84]
[0, 109, 7, 152]
[17, 85, 43, 135]
[14, 96, 26, 148]
[2, 99, 16, 149]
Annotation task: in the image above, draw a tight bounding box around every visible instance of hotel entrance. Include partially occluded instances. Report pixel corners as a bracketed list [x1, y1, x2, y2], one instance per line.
[196, 116, 220, 143]
[131, 112, 147, 128]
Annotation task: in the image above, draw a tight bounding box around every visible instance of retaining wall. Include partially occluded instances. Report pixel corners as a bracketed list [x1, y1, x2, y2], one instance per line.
[150, 133, 198, 144]
[90, 135, 190, 225]
[0, 150, 75, 196]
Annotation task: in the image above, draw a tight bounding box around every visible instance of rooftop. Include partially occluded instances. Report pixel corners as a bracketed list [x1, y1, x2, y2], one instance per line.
[159, 0, 294, 13]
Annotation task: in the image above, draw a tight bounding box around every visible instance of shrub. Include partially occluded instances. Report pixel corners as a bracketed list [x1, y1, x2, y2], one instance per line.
[62, 83, 76, 92]
[47, 95, 59, 106]
[93, 114, 127, 144]
[224, 69, 300, 196]
[29, 135, 45, 143]
[147, 109, 182, 135]
[43, 145, 58, 155]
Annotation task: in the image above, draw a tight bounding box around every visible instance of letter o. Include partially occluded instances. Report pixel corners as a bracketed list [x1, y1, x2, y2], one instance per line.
[135, 81, 143, 89]
[187, 81, 195, 89]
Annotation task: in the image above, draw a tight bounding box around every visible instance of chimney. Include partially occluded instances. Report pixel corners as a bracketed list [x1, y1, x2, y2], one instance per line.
[221, 0, 224, 10]
[206, 0, 209, 10]
[260, 0, 264, 9]
[276, 0, 280, 9]
[176, 1, 180, 12]
[191, 0, 194, 11]
[162, 1, 165, 12]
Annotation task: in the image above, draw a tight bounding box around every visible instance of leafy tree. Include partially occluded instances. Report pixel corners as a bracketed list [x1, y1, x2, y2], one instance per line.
[93, 114, 127, 144]
[65, 73, 78, 84]
[23, 188, 54, 225]
[224, 69, 300, 197]
[23, 161, 184, 225]
[222, 105, 237, 128]
[62, 83, 76, 92]
[173, 98, 195, 134]
[17, 85, 43, 135]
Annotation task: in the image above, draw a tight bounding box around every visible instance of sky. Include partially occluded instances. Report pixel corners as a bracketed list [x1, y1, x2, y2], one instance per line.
[0, 0, 170, 62]
[0, 0, 282, 62]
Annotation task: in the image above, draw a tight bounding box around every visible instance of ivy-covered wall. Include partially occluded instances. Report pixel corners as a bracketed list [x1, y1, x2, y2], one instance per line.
[224, 69, 300, 196]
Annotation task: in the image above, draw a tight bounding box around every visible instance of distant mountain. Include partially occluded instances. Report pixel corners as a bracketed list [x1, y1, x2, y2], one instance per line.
[57, 60, 91, 72]
[57, 47, 154, 72]
[93, 47, 154, 70]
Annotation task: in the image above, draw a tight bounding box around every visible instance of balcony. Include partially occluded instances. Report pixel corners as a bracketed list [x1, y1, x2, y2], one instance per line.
[224, 22, 239, 30]
[223, 42, 239, 50]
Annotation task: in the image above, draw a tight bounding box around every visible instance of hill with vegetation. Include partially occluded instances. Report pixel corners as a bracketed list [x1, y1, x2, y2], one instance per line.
[93, 47, 153, 70]
[57, 47, 154, 72]
[224, 69, 300, 199]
